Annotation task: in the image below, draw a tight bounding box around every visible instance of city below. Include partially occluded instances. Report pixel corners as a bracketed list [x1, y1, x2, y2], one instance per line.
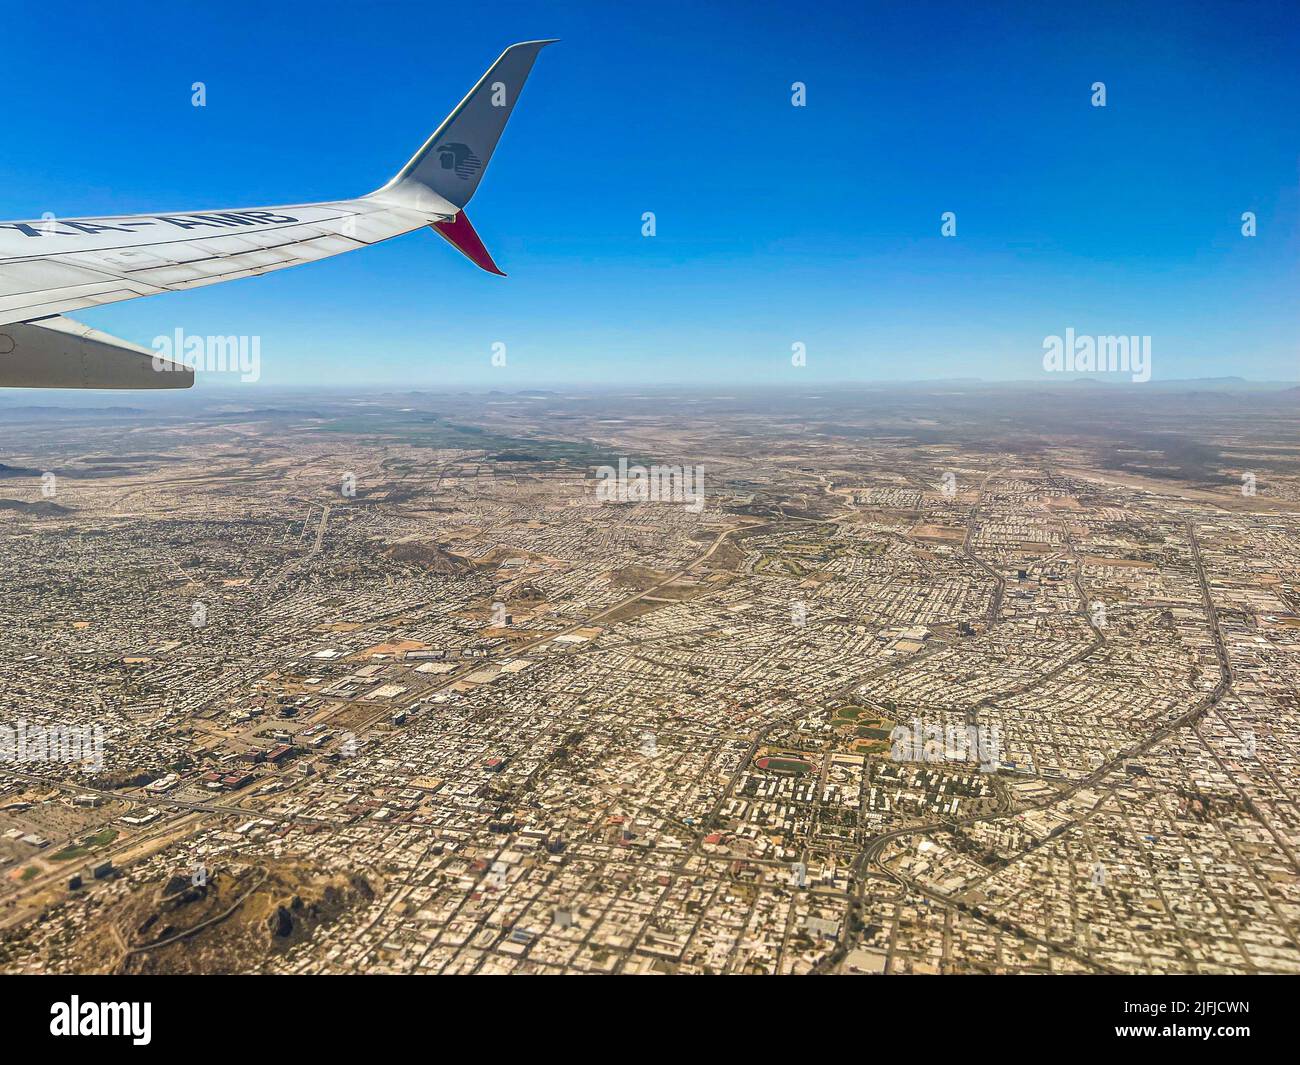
[0, 382, 1296, 976]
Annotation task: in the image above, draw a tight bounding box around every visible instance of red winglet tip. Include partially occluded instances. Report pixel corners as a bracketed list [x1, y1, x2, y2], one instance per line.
[431, 213, 505, 276]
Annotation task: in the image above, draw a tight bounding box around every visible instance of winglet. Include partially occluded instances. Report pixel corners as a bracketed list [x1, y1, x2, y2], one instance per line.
[377, 40, 556, 211]
[430, 212, 505, 276]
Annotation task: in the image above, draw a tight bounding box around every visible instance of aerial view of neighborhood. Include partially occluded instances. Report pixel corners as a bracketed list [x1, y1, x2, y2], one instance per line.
[0, 381, 1296, 976]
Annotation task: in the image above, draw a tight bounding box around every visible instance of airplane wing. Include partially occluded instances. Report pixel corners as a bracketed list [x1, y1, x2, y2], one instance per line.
[0, 39, 554, 389]
[0, 198, 437, 329]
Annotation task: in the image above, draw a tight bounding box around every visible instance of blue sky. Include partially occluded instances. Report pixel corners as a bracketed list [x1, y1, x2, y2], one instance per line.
[1, 0, 1296, 388]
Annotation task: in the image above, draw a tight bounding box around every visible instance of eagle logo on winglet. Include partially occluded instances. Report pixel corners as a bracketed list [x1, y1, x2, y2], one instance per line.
[434, 142, 482, 179]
